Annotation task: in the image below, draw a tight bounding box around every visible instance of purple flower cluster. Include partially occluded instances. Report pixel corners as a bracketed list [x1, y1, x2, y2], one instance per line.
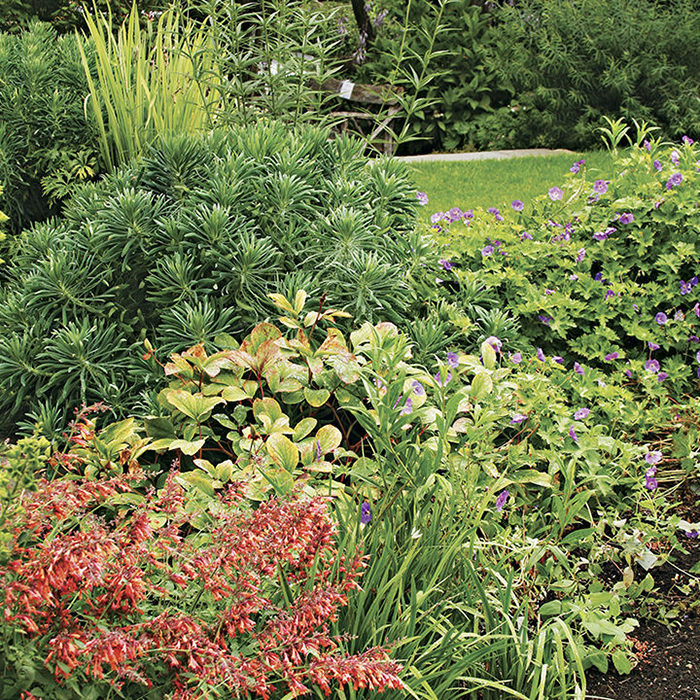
[570, 159, 585, 173]
[680, 276, 698, 295]
[666, 172, 683, 190]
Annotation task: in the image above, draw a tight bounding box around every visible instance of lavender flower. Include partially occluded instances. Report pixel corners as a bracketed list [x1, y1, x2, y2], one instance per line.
[495, 490, 509, 512]
[648, 341, 660, 350]
[439, 259, 454, 271]
[576, 248, 586, 262]
[655, 312, 667, 325]
[593, 179, 608, 194]
[485, 336, 502, 353]
[680, 280, 692, 295]
[604, 352, 619, 361]
[574, 362, 585, 375]
[446, 352, 459, 369]
[653, 159, 662, 171]
[510, 352, 522, 364]
[574, 407, 590, 420]
[657, 372, 668, 382]
[400, 397, 413, 415]
[510, 414, 528, 424]
[416, 191, 429, 206]
[412, 380, 425, 396]
[618, 212, 634, 224]
[360, 501, 372, 524]
[568, 425, 578, 442]
[481, 244, 494, 257]
[511, 200, 524, 212]
[548, 187, 563, 201]
[536, 348, 545, 362]
[521, 232, 533, 240]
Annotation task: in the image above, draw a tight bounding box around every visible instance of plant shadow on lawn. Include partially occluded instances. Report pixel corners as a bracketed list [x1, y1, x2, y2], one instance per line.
[586, 484, 700, 700]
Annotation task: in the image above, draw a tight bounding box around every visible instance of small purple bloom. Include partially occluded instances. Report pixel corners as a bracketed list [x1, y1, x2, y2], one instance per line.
[538, 314, 552, 326]
[511, 200, 524, 212]
[574, 362, 585, 375]
[653, 159, 662, 172]
[696, 350, 700, 363]
[315, 440, 322, 462]
[548, 187, 563, 201]
[574, 408, 590, 420]
[463, 209, 474, 221]
[576, 248, 586, 262]
[657, 372, 668, 382]
[568, 425, 578, 443]
[510, 352, 522, 364]
[655, 312, 667, 325]
[605, 352, 619, 361]
[521, 232, 533, 241]
[495, 490, 509, 512]
[482, 245, 494, 257]
[544, 288, 554, 295]
[430, 211, 445, 223]
[695, 302, 700, 318]
[682, 135, 694, 145]
[536, 348, 545, 362]
[510, 414, 528, 424]
[593, 180, 608, 194]
[400, 397, 413, 415]
[416, 191, 429, 206]
[644, 359, 660, 373]
[553, 356, 564, 365]
[645, 476, 658, 492]
[439, 258, 454, 271]
[686, 530, 698, 539]
[618, 212, 634, 224]
[434, 371, 452, 386]
[412, 380, 425, 396]
[666, 172, 683, 190]
[446, 352, 459, 369]
[360, 501, 372, 524]
[485, 336, 502, 353]
[643, 140, 651, 152]
[447, 206, 463, 222]
[605, 289, 615, 300]
[671, 150, 680, 165]
[691, 276, 699, 287]
[680, 280, 691, 295]
[648, 341, 660, 350]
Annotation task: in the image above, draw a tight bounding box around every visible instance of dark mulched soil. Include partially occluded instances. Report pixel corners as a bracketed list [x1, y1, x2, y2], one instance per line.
[586, 484, 700, 700]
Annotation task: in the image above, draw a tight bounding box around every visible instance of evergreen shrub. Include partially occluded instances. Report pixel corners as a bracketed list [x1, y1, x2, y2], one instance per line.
[0, 124, 427, 433]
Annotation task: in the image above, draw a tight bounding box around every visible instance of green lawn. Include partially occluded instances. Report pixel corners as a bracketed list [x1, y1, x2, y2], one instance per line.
[408, 149, 616, 222]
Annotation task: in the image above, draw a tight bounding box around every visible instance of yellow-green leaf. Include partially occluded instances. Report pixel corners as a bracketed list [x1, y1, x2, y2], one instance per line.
[304, 387, 330, 407]
[266, 433, 299, 471]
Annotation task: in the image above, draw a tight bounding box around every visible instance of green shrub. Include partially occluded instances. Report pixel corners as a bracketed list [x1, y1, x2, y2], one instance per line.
[481, 0, 700, 149]
[431, 134, 700, 395]
[0, 22, 100, 236]
[0, 123, 429, 433]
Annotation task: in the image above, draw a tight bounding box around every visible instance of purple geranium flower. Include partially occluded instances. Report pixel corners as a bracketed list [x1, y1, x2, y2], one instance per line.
[618, 212, 634, 224]
[605, 351, 619, 361]
[605, 289, 615, 300]
[666, 172, 683, 190]
[680, 280, 691, 295]
[495, 490, 509, 512]
[553, 356, 564, 365]
[430, 211, 445, 223]
[645, 359, 660, 373]
[439, 259, 454, 271]
[645, 476, 658, 492]
[400, 397, 413, 415]
[412, 380, 425, 396]
[510, 414, 528, 424]
[548, 187, 563, 201]
[360, 501, 372, 524]
[538, 314, 551, 326]
[682, 135, 695, 145]
[643, 140, 651, 152]
[447, 207, 463, 222]
[593, 180, 608, 194]
[536, 348, 545, 362]
[574, 407, 590, 420]
[521, 232, 533, 241]
[645, 451, 662, 466]
[573, 362, 585, 375]
[569, 425, 578, 442]
[434, 371, 452, 386]
[657, 372, 669, 382]
[576, 248, 586, 262]
[510, 352, 522, 364]
[315, 440, 322, 462]
[416, 191, 429, 206]
[446, 352, 459, 369]
[655, 312, 667, 325]
[648, 341, 660, 350]
[653, 159, 662, 172]
[482, 245, 494, 257]
[511, 200, 524, 212]
[485, 336, 502, 353]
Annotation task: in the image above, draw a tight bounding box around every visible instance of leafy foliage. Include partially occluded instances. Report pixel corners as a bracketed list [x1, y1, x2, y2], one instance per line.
[431, 136, 700, 394]
[481, 0, 700, 149]
[0, 22, 99, 235]
[0, 124, 427, 432]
